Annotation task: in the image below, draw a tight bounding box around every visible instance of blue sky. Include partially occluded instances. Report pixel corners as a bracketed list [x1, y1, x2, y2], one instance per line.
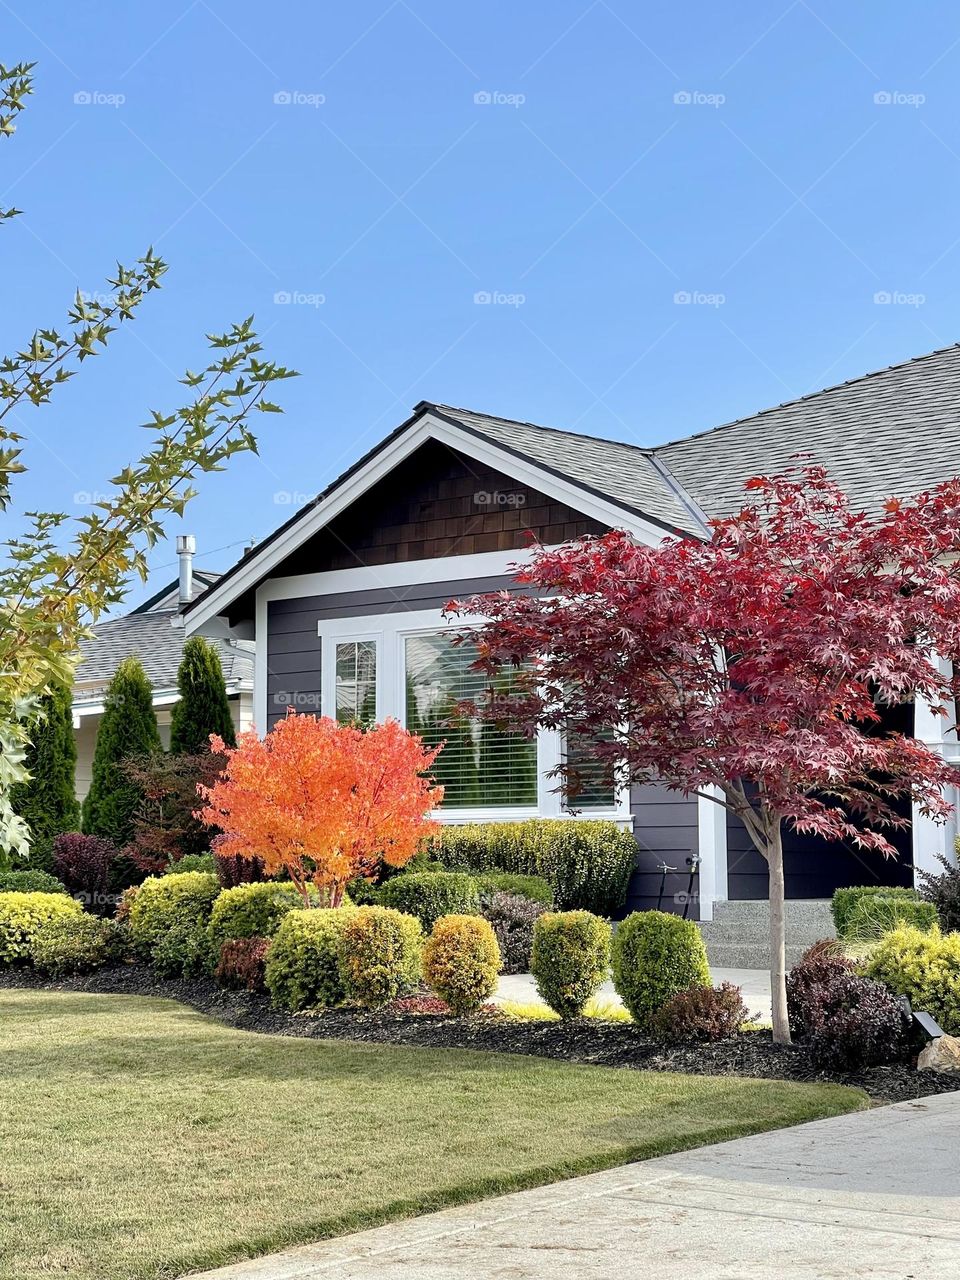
[5, 1, 960, 604]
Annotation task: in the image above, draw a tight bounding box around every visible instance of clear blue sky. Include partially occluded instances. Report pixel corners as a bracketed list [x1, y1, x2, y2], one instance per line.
[5, 2, 960, 604]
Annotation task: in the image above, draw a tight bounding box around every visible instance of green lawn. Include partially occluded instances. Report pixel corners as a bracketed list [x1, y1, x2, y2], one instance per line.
[0, 990, 864, 1280]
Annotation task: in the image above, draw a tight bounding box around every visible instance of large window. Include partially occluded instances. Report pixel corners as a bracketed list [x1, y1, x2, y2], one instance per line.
[564, 731, 618, 811]
[404, 632, 538, 809]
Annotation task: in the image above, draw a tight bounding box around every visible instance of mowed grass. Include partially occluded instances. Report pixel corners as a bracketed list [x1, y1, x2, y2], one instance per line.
[0, 990, 865, 1280]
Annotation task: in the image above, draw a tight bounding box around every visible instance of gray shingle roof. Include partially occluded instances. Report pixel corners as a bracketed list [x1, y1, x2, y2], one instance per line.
[429, 404, 705, 534]
[75, 610, 253, 697]
[655, 344, 960, 519]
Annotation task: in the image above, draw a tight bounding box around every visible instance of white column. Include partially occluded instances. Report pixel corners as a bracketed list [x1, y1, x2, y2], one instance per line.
[913, 654, 958, 879]
[696, 787, 728, 922]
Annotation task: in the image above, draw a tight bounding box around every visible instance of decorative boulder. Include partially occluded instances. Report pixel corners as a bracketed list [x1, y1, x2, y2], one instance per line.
[917, 1035, 960, 1075]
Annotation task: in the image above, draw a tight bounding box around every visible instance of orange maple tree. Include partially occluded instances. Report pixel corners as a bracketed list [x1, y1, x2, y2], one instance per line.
[198, 712, 444, 906]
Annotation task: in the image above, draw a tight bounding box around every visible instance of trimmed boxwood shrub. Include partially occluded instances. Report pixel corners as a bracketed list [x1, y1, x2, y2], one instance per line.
[423, 914, 501, 1014]
[215, 936, 270, 991]
[0, 869, 68, 895]
[127, 871, 220, 962]
[651, 983, 748, 1042]
[831, 885, 918, 938]
[337, 906, 424, 1008]
[30, 914, 124, 976]
[482, 891, 548, 974]
[0, 892, 84, 965]
[434, 820, 635, 914]
[531, 910, 610, 1017]
[844, 893, 937, 941]
[378, 872, 480, 930]
[475, 872, 553, 906]
[865, 924, 960, 1035]
[265, 907, 355, 1012]
[611, 910, 710, 1029]
[208, 882, 313, 951]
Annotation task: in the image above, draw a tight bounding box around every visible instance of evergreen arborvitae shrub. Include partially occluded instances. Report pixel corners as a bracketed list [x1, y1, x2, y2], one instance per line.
[611, 910, 710, 1029]
[169, 636, 236, 754]
[10, 682, 80, 869]
[531, 910, 611, 1017]
[82, 656, 161, 846]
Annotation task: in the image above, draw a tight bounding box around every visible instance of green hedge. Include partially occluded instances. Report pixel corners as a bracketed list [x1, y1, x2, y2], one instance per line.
[612, 910, 710, 1029]
[831, 886, 918, 938]
[474, 872, 553, 905]
[531, 911, 610, 1017]
[844, 894, 937, 941]
[265, 907, 355, 1012]
[377, 872, 480, 930]
[434, 820, 635, 915]
[208, 882, 312, 951]
[0, 892, 84, 965]
[865, 924, 960, 1034]
[0, 869, 68, 896]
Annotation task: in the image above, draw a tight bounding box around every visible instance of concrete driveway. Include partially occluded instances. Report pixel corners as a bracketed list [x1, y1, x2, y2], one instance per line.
[192, 1093, 960, 1278]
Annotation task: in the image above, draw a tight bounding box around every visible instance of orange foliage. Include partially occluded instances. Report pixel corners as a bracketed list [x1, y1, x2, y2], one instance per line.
[198, 712, 443, 906]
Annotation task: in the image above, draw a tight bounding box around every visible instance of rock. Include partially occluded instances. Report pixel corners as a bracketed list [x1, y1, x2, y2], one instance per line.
[917, 1034, 960, 1075]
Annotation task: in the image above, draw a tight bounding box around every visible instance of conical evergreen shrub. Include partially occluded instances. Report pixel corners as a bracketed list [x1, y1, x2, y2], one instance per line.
[11, 681, 81, 869]
[82, 656, 161, 845]
[169, 636, 236, 754]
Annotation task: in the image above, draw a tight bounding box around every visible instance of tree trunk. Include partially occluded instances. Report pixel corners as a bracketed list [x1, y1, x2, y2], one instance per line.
[767, 822, 791, 1044]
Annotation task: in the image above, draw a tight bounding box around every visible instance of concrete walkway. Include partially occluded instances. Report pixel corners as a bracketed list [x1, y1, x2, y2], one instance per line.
[494, 966, 774, 1022]
[191, 1094, 960, 1278]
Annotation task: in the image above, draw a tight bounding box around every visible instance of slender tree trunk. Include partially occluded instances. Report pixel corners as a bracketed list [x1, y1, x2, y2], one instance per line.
[767, 822, 791, 1045]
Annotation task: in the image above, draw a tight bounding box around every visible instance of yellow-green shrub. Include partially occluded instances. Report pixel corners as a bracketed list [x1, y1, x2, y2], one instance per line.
[265, 907, 355, 1012]
[612, 910, 710, 1029]
[0, 892, 84, 965]
[423, 914, 500, 1014]
[864, 924, 960, 1034]
[208, 881, 313, 951]
[338, 906, 424, 1008]
[531, 911, 610, 1017]
[30, 914, 124, 976]
[127, 871, 220, 968]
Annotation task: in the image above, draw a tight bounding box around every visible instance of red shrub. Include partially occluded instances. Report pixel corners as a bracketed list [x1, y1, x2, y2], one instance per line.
[786, 939, 856, 1039]
[52, 833, 118, 912]
[214, 936, 270, 991]
[651, 982, 750, 1042]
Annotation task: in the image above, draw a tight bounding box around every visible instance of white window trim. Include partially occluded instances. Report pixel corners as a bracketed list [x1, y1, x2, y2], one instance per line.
[306, 606, 631, 826]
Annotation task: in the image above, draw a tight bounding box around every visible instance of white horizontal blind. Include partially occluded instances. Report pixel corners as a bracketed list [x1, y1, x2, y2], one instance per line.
[405, 631, 538, 808]
[564, 730, 617, 810]
[335, 639, 377, 726]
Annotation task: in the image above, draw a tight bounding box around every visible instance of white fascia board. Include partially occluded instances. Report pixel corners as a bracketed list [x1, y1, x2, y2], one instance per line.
[185, 412, 669, 635]
[73, 689, 181, 717]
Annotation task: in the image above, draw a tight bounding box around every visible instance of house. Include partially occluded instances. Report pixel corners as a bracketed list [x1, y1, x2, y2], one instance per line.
[73, 537, 254, 800]
[180, 344, 960, 924]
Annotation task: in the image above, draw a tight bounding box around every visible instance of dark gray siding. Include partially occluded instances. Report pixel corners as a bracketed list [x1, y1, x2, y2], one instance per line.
[266, 576, 513, 729]
[626, 782, 700, 920]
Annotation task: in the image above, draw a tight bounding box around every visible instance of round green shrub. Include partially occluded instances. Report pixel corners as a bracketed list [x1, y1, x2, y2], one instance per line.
[844, 894, 937, 942]
[0, 869, 68, 895]
[423, 914, 501, 1014]
[164, 853, 217, 876]
[152, 917, 214, 978]
[30, 914, 124, 976]
[474, 872, 553, 905]
[611, 910, 710, 1029]
[208, 881, 313, 951]
[127, 871, 220, 961]
[531, 911, 610, 1017]
[337, 906, 424, 1008]
[0, 892, 85, 965]
[265, 907, 355, 1012]
[378, 872, 480, 930]
[865, 924, 960, 1035]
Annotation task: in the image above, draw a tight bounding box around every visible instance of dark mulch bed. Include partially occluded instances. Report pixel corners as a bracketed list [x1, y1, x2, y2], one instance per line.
[3, 963, 958, 1105]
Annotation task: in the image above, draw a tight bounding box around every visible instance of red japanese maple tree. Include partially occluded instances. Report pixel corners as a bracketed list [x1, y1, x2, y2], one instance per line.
[198, 712, 443, 907]
[449, 464, 960, 1042]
